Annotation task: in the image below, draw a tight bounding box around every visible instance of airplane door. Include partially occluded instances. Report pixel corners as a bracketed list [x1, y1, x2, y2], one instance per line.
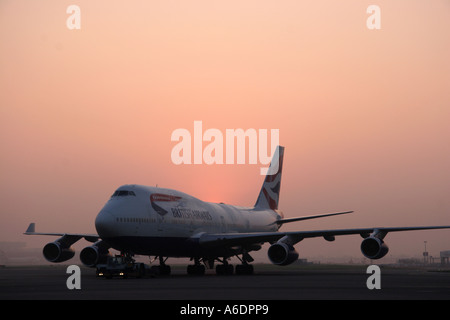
[157, 216, 164, 232]
[220, 216, 226, 233]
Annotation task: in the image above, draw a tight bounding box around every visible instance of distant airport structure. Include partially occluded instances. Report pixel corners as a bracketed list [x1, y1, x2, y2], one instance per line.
[0, 242, 42, 266]
[440, 250, 450, 265]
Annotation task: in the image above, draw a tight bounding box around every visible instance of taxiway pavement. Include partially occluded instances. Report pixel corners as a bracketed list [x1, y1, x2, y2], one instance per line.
[1, 264, 449, 300]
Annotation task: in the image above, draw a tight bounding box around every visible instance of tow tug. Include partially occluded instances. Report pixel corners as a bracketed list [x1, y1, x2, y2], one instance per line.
[96, 254, 152, 279]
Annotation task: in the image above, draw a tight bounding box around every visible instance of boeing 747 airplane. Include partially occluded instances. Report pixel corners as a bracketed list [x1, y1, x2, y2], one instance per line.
[25, 146, 450, 276]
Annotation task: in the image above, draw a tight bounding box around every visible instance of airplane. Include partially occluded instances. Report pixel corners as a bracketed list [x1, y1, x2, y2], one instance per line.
[24, 146, 450, 276]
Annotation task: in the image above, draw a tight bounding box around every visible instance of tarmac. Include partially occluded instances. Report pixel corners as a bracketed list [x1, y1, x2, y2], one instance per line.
[1, 263, 450, 302]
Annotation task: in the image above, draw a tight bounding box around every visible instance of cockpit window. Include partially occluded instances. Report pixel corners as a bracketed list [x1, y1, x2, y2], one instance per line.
[111, 190, 136, 198]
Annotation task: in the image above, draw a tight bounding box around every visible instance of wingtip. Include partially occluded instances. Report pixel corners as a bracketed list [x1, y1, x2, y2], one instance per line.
[24, 223, 35, 234]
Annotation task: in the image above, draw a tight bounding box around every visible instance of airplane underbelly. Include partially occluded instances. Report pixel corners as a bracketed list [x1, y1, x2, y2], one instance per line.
[103, 235, 234, 258]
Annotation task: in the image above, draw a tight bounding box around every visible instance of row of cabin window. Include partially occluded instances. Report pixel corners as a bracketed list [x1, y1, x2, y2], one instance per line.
[116, 217, 155, 223]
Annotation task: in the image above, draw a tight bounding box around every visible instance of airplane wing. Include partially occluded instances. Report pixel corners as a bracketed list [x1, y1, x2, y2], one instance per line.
[198, 225, 450, 248]
[275, 210, 354, 225]
[24, 223, 99, 243]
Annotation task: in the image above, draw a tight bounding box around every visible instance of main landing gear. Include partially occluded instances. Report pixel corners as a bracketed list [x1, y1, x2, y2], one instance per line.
[150, 256, 171, 276]
[196, 252, 255, 276]
[150, 256, 208, 276]
[215, 261, 254, 275]
[232, 250, 255, 275]
[146, 253, 256, 277]
[187, 258, 206, 275]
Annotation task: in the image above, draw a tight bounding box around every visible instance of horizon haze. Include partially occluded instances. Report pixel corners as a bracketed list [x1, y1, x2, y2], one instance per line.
[1, 0, 449, 264]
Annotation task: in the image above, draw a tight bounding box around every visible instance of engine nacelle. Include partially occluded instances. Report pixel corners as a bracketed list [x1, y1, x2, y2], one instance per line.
[268, 242, 299, 266]
[43, 241, 75, 263]
[80, 241, 111, 267]
[361, 237, 389, 259]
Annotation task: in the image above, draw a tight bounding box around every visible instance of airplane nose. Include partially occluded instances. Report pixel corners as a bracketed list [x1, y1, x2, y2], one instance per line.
[95, 209, 116, 238]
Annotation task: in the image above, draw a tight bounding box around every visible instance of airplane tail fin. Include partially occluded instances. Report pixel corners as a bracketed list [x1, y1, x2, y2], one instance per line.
[254, 146, 284, 210]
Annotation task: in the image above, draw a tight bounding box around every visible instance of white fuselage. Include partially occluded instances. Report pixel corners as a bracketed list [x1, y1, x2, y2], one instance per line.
[95, 184, 281, 257]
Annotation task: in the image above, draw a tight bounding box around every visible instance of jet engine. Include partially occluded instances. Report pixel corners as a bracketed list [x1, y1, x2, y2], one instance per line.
[43, 241, 75, 263]
[80, 240, 111, 267]
[360, 236, 389, 259]
[268, 242, 299, 266]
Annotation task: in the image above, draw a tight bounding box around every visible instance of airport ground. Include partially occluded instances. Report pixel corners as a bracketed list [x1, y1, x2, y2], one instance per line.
[1, 263, 449, 301]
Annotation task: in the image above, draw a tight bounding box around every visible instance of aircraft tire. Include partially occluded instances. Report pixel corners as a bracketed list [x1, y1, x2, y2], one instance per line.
[216, 264, 234, 275]
[235, 264, 254, 275]
[187, 264, 205, 275]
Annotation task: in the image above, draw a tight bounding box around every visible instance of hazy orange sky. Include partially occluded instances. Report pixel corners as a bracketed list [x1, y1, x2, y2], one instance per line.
[1, 0, 449, 262]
